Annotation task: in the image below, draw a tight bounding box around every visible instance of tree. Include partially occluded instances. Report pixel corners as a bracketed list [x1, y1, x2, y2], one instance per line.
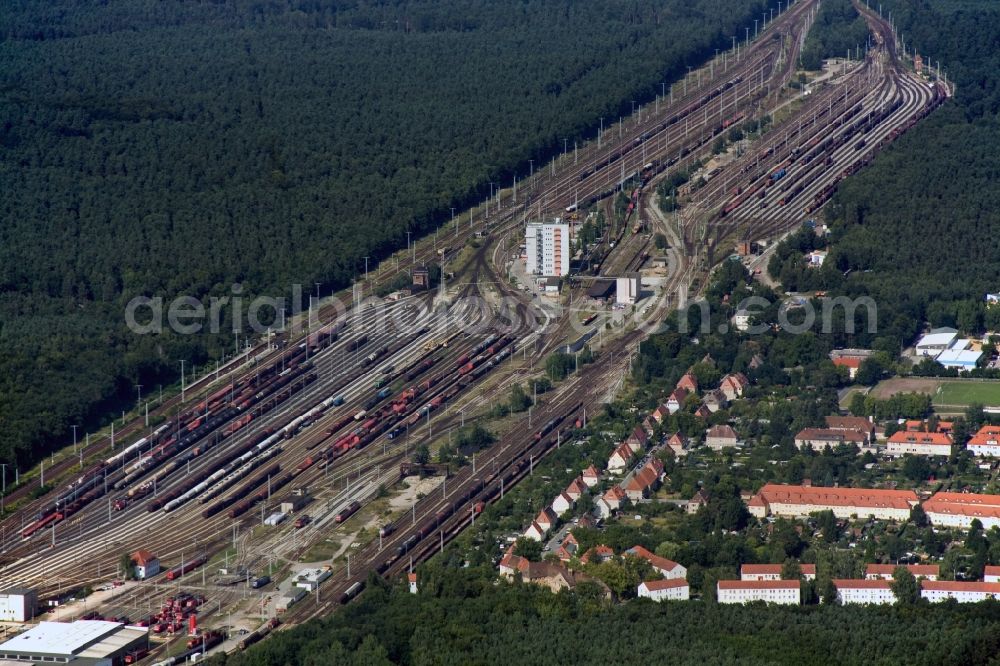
[854, 358, 883, 386]
[902, 455, 931, 482]
[910, 504, 929, 528]
[512, 538, 542, 562]
[119, 553, 135, 581]
[848, 391, 867, 416]
[812, 510, 838, 543]
[819, 577, 838, 604]
[653, 233, 668, 250]
[413, 444, 430, 465]
[655, 541, 681, 560]
[781, 559, 802, 580]
[889, 568, 920, 605]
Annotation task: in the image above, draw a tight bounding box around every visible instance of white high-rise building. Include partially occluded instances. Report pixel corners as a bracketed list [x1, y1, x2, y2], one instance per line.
[525, 222, 570, 277]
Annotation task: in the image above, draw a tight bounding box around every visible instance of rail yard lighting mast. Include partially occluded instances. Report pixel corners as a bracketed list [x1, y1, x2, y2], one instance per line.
[179, 360, 186, 402]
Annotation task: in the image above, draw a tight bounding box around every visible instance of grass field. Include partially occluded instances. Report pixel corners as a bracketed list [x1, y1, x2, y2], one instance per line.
[933, 381, 1000, 407]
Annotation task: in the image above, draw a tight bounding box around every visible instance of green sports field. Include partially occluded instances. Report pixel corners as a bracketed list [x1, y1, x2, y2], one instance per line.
[933, 381, 1000, 407]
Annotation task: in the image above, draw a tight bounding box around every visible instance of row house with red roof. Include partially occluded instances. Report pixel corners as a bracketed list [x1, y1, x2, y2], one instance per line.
[967, 425, 1000, 457]
[865, 563, 939, 581]
[922, 491, 1000, 529]
[740, 563, 815, 581]
[905, 419, 953, 434]
[794, 428, 868, 451]
[622, 458, 665, 502]
[921, 580, 1000, 603]
[523, 506, 558, 541]
[747, 484, 918, 521]
[886, 430, 953, 457]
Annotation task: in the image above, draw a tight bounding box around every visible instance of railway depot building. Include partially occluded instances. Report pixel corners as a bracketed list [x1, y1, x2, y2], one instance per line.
[0, 589, 37, 623]
[746, 484, 918, 521]
[0, 620, 148, 665]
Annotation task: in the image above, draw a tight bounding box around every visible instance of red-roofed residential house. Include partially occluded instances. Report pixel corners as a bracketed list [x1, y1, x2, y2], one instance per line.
[580, 544, 615, 565]
[886, 431, 952, 457]
[597, 485, 627, 519]
[627, 426, 649, 450]
[676, 373, 699, 393]
[667, 433, 688, 458]
[131, 550, 160, 580]
[832, 357, 862, 379]
[555, 533, 580, 562]
[651, 404, 670, 424]
[608, 442, 635, 473]
[581, 465, 600, 488]
[719, 373, 750, 401]
[985, 566, 1000, 583]
[638, 578, 689, 601]
[623, 459, 664, 501]
[626, 545, 686, 579]
[666, 388, 688, 414]
[565, 478, 586, 501]
[523, 521, 546, 542]
[551, 491, 575, 517]
[535, 507, 557, 533]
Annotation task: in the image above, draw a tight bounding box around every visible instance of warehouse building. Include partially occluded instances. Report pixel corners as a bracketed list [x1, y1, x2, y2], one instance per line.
[0, 620, 148, 665]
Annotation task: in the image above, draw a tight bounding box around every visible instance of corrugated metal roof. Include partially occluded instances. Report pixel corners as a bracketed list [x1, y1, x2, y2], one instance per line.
[0, 620, 120, 655]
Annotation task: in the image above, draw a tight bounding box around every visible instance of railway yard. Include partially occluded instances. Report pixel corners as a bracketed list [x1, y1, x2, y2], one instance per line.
[0, 0, 949, 662]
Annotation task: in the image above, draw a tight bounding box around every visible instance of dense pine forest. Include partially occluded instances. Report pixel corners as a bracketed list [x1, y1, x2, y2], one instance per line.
[803, 0, 1000, 340]
[0, 0, 779, 471]
[798, 0, 869, 70]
